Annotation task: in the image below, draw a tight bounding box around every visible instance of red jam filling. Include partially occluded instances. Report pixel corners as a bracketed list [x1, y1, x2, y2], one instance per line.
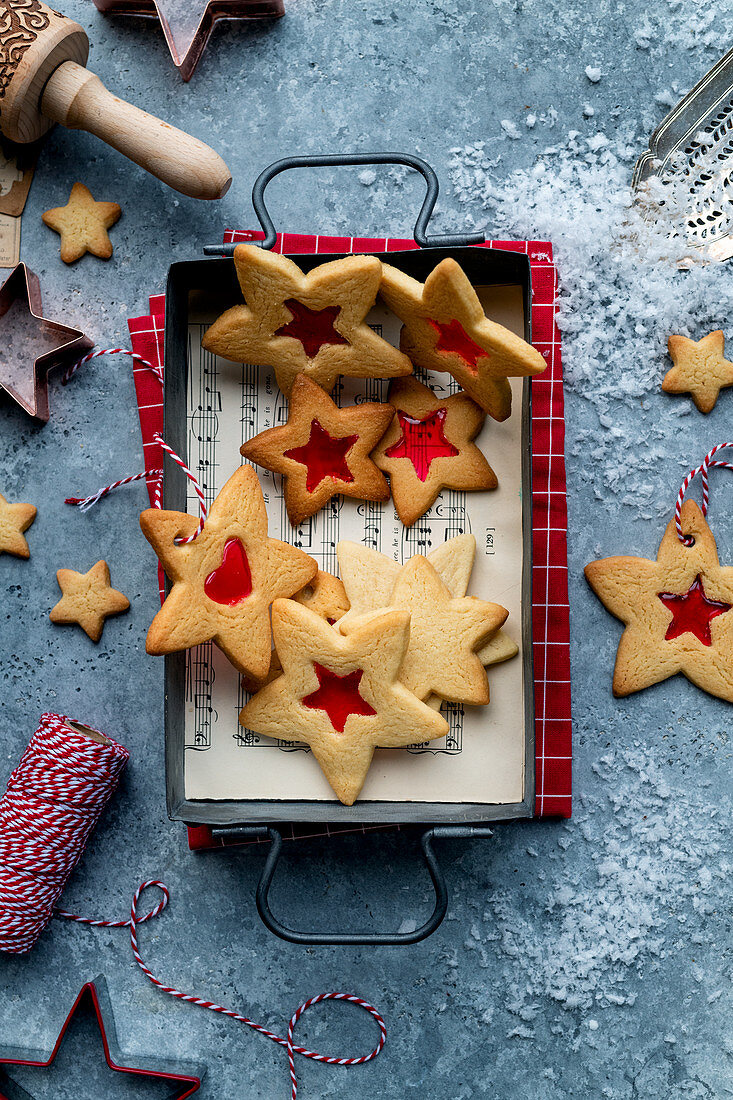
[275, 299, 349, 358]
[302, 663, 376, 732]
[284, 419, 358, 493]
[429, 318, 487, 374]
[658, 574, 731, 645]
[204, 538, 253, 606]
[384, 407, 459, 482]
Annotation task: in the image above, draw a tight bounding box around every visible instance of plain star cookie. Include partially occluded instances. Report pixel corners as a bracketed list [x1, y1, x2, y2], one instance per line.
[50, 560, 129, 642]
[0, 492, 36, 558]
[585, 499, 733, 701]
[140, 464, 317, 679]
[336, 535, 518, 669]
[239, 599, 448, 805]
[42, 183, 121, 264]
[338, 552, 507, 704]
[240, 373, 394, 525]
[378, 257, 546, 421]
[201, 244, 412, 396]
[662, 330, 733, 413]
[372, 376, 497, 526]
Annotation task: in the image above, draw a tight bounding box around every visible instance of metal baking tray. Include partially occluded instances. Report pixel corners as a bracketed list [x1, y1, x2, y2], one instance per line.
[158, 154, 538, 945]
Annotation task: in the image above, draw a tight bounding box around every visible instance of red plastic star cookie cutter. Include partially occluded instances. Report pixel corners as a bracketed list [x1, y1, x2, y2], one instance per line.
[0, 263, 91, 422]
[0, 975, 203, 1099]
[92, 0, 285, 81]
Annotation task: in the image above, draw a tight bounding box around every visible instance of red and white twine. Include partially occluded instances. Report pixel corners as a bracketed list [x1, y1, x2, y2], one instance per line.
[0, 715, 386, 1098]
[675, 442, 733, 545]
[65, 435, 208, 543]
[61, 347, 164, 386]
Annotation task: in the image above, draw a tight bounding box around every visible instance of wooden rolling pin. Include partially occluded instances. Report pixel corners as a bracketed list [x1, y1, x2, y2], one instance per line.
[0, 0, 231, 200]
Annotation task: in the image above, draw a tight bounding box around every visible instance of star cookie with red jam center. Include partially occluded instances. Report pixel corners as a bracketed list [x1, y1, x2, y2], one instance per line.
[378, 258, 546, 421]
[201, 244, 412, 397]
[371, 376, 497, 526]
[239, 599, 448, 805]
[585, 499, 733, 701]
[240, 373, 394, 525]
[49, 560, 130, 642]
[140, 464, 317, 679]
[662, 330, 733, 413]
[0, 491, 36, 557]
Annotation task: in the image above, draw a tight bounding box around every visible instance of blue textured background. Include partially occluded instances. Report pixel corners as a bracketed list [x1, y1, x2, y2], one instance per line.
[0, 2, 731, 1097]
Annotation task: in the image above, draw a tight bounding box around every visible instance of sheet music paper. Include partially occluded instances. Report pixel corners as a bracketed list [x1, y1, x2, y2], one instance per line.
[183, 286, 527, 806]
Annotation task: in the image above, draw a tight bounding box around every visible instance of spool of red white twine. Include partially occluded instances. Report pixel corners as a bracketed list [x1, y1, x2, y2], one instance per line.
[0, 714, 386, 1098]
[0, 713, 129, 954]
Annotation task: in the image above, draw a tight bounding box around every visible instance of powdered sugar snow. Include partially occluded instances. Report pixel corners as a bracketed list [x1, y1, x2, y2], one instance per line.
[447, 133, 733, 519]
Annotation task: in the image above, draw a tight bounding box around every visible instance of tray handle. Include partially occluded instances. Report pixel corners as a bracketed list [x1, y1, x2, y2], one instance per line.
[214, 824, 493, 946]
[204, 152, 485, 255]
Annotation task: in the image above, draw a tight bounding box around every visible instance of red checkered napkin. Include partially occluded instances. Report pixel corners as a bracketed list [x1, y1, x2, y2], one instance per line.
[128, 233, 571, 818]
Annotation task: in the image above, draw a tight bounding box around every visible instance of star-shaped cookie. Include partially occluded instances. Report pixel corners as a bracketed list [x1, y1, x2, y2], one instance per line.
[372, 376, 497, 526]
[240, 373, 394, 525]
[379, 258, 546, 421]
[42, 183, 121, 264]
[50, 560, 130, 642]
[662, 330, 733, 413]
[140, 464, 317, 679]
[336, 535, 518, 669]
[585, 499, 733, 700]
[338, 553, 507, 704]
[240, 599, 448, 804]
[201, 244, 412, 396]
[0, 492, 36, 557]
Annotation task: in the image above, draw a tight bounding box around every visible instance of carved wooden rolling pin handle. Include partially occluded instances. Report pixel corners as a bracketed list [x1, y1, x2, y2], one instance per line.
[0, 0, 232, 201]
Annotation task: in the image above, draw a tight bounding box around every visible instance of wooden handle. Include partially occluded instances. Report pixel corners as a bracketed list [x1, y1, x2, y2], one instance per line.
[40, 62, 232, 201]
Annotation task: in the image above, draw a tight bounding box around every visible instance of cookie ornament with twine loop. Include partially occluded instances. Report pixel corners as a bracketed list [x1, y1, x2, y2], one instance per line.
[0, 712, 386, 1097]
[585, 442, 733, 703]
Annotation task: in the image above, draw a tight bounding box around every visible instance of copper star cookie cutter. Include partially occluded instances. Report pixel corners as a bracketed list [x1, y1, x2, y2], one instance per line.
[0, 975, 204, 1099]
[0, 262, 91, 421]
[92, 0, 285, 82]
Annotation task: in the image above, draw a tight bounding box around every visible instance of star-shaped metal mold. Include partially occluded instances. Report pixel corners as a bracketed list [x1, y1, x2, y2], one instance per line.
[0, 975, 203, 1100]
[585, 499, 733, 701]
[0, 263, 91, 422]
[93, 0, 285, 82]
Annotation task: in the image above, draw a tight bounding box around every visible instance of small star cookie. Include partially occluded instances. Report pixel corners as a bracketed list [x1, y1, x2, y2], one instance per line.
[140, 464, 317, 679]
[372, 376, 497, 526]
[50, 560, 129, 642]
[378, 258, 546, 421]
[42, 183, 121, 264]
[585, 499, 733, 701]
[0, 492, 36, 558]
[240, 373, 394, 525]
[240, 599, 448, 805]
[662, 330, 733, 413]
[336, 535, 518, 670]
[201, 244, 412, 396]
[338, 552, 507, 704]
